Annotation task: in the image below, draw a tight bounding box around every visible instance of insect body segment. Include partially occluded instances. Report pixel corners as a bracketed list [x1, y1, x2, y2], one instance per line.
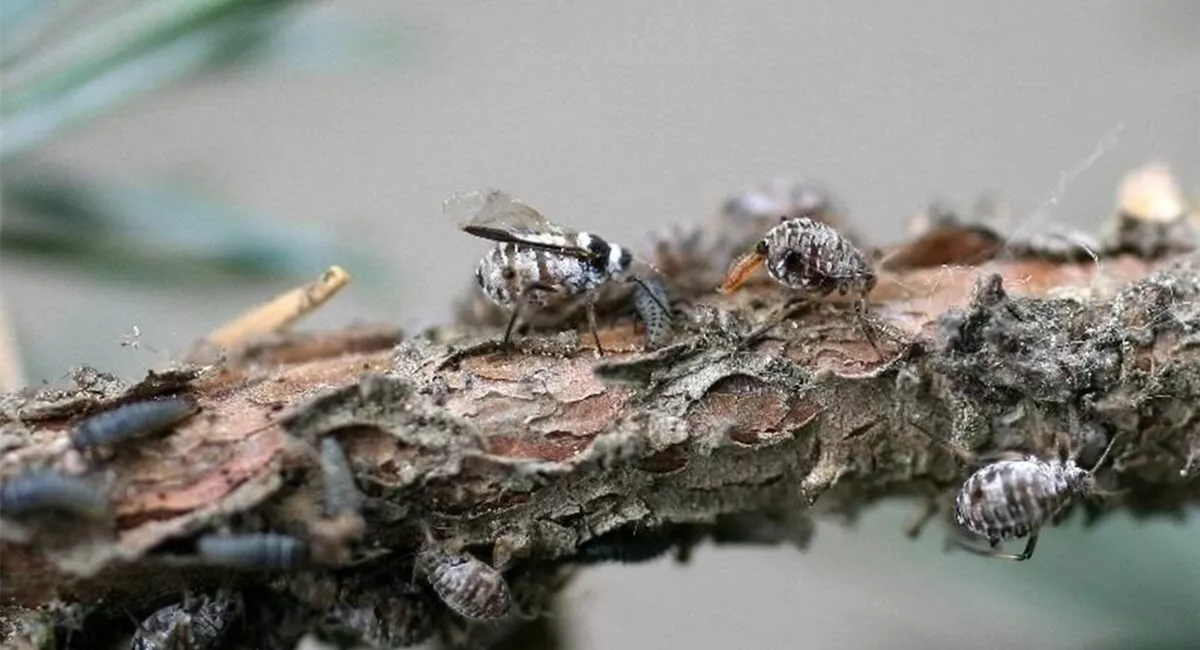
[70, 396, 199, 451]
[447, 189, 643, 356]
[0, 471, 109, 520]
[418, 547, 513, 621]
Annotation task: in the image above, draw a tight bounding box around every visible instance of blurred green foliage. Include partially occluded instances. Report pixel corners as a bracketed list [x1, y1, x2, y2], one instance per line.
[0, 0, 380, 281]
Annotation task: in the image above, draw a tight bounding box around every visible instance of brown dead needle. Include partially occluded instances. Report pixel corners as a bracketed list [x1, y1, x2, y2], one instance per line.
[206, 266, 351, 348]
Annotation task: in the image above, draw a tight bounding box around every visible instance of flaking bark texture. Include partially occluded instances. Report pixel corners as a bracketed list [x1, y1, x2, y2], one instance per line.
[3, 230, 1200, 647]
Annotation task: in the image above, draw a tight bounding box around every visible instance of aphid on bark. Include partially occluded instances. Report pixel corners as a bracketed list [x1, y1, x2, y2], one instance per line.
[445, 189, 666, 356]
[719, 216, 876, 298]
[952, 434, 1122, 561]
[319, 437, 363, 518]
[70, 395, 199, 451]
[417, 545, 513, 621]
[631, 275, 673, 349]
[197, 533, 308, 570]
[131, 592, 239, 650]
[0, 470, 109, 520]
[718, 216, 889, 354]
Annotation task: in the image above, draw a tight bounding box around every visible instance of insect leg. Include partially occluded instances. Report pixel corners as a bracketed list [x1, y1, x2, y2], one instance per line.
[902, 497, 939, 539]
[501, 282, 558, 352]
[739, 297, 812, 349]
[585, 295, 605, 357]
[948, 534, 1038, 561]
[906, 417, 1028, 465]
[853, 297, 886, 360]
[502, 308, 522, 352]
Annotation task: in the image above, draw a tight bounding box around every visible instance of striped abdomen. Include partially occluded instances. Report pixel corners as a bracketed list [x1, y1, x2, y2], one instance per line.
[954, 458, 1074, 542]
[475, 243, 603, 311]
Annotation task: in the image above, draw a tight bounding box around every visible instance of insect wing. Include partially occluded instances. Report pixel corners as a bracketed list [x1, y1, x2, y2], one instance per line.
[443, 189, 594, 259]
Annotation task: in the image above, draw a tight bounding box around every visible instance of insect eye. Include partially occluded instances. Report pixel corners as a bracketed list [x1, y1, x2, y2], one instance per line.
[755, 240, 769, 255]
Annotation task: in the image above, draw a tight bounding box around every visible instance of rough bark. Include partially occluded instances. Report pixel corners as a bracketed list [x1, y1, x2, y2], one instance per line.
[3, 232, 1200, 648]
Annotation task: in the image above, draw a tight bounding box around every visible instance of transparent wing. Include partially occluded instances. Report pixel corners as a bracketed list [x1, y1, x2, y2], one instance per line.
[443, 189, 573, 236]
[443, 189, 592, 257]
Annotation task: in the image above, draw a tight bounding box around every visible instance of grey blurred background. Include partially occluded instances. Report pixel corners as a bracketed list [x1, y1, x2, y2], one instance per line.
[2, 1, 1198, 648]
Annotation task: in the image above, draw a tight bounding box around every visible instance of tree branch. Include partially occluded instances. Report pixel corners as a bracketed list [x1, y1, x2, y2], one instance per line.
[3, 230, 1200, 647]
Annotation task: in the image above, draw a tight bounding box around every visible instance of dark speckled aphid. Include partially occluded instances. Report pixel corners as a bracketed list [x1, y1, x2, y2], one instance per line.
[719, 217, 888, 354]
[632, 275, 673, 349]
[719, 217, 876, 299]
[70, 396, 199, 451]
[417, 547, 512, 621]
[197, 533, 308, 570]
[0, 470, 109, 520]
[131, 592, 239, 650]
[953, 435, 1121, 561]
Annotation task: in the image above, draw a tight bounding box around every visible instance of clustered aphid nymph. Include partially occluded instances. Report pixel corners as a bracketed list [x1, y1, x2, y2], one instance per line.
[70, 395, 199, 452]
[417, 543, 513, 621]
[0, 470, 110, 521]
[197, 532, 308, 570]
